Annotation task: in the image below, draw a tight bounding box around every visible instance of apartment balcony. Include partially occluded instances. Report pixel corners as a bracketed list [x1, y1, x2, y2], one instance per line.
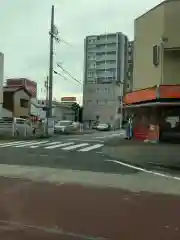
[96, 55, 116, 62]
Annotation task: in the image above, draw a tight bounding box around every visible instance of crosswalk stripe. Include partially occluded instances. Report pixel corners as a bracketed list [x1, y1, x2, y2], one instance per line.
[61, 143, 89, 150]
[15, 141, 49, 148]
[78, 144, 104, 152]
[0, 141, 32, 148]
[44, 142, 74, 149]
[30, 141, 61, 148]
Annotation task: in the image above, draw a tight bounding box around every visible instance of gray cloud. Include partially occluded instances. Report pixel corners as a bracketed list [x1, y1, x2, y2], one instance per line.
[0, 0, 161, 103]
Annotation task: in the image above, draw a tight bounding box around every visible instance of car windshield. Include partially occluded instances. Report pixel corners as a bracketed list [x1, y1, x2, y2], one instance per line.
[58, 121, 72, 126]
[98, 124, 107, 127]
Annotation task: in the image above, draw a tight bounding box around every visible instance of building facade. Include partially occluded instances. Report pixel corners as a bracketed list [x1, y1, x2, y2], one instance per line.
[83, 32, 128, 125]
[133, 0, 180, 90]
[36, 99, 74, 121]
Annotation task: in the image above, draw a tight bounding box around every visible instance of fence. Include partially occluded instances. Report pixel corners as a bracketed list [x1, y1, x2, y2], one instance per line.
[0, 117, 45, 137]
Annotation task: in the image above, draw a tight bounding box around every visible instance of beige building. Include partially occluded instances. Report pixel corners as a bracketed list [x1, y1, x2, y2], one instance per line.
[133, 0, 180, 90]
[3, 87, 31, 118]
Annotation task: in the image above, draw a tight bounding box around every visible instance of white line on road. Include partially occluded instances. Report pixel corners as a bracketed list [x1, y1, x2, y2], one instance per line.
[67, 139, 104, 142]
[95, 136, 106, 139]
[44, 142, 74, 149]
[0, 141, 32, 147]
[105, 159, 180, 181]
[30, 141, 61, 148]
[15, 141, 49, 148]
[61, 143, 89, 150]
[78, 144, 104, 152]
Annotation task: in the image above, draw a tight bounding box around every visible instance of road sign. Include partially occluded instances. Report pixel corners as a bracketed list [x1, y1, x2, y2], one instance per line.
[61, 97, 76, 102]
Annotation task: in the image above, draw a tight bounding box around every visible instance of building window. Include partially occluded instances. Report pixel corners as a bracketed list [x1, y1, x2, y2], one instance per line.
[104, 88, 109, 92]
[20, 99, 28, 108]
[153, 45, 160, 66]
[88, 71, 93, 77]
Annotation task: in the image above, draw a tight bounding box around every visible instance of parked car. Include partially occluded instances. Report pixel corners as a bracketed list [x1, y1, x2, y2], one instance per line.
[96, 123, 111, 131]
[54, 120, 78, 134]
[92, 122, 99, 129]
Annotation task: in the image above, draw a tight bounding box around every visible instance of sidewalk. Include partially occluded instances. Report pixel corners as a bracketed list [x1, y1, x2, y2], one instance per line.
[0, 174, 180, 240]
[103, 137, 180, 168]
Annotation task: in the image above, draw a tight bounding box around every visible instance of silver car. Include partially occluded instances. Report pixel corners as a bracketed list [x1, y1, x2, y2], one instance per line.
[54, 120, 78, 134]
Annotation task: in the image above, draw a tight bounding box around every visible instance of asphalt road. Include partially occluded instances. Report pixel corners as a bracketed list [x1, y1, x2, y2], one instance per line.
[0, 131, 135, 174]
[0, 131, 180, 239]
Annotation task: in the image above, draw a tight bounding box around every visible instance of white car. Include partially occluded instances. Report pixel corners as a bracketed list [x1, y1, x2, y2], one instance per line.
[96, 123, 111, 131]
[54, 120, 78, 134]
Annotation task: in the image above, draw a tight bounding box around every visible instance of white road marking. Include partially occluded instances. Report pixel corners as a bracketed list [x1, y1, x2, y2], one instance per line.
[0, 141, 24, 146]
[67, 139, 104, 142]
[105, 159, 180, 181]
[78, 144, 104, 152]
[62, 143, 89, 150]
[30, 141, 61, 148]
[15, 141, 49, 148]
[0, 141, 32, 148]
[44, 142, 74, 149]
[95, 136, 106, 139]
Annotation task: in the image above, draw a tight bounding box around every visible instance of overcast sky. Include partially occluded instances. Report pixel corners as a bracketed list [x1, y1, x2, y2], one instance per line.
[0, 0, 162, 103]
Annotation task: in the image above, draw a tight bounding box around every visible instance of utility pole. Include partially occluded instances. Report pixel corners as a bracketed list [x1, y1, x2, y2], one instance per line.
[45, 76, 49, 136]
[48, 5, 54, 118]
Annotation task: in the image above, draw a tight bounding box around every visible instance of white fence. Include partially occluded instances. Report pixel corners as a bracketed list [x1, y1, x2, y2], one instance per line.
[0, 117, 45, 137]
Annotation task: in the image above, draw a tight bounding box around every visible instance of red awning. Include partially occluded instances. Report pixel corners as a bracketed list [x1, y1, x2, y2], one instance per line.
[124, 85, 180, 105]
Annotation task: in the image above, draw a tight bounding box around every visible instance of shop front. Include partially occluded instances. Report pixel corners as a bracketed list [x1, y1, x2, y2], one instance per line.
[123, 85, 180, 142]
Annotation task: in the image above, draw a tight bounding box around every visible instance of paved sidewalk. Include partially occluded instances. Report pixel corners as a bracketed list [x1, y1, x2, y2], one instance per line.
[0, 176, 180, 239]
[0, 164, 179, 195]
[103, 137, 180, 168]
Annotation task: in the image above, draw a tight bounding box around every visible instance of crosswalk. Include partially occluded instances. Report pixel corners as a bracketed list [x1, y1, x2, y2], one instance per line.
[0, 140, 104, 152]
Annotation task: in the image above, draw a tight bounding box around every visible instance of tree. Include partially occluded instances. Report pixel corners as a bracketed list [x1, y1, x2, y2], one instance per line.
[71, 103, 80, 121]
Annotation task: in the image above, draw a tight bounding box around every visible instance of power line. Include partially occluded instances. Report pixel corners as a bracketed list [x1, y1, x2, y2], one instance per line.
[55, 36, 72, 47]
[53, 70, 70, 82]
[53, 70, 82, 88]
[56, 63, 82, 86]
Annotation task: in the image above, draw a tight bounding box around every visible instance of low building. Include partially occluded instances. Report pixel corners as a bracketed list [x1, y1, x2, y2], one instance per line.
[124, 0, 180, 142]
[3, 86, 31, 118]
[36, 99, 74, 121]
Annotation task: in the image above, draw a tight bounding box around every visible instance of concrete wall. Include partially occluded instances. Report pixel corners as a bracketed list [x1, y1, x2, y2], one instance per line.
[1, 108, 12, 117]
[164, 0, 180, 49]
[53, 106, 74, 121]
[133, 4, 164, 90]
[83, 83, 121, 123]
[133, 0, 180, 90]
[163, 50, 180, 84]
